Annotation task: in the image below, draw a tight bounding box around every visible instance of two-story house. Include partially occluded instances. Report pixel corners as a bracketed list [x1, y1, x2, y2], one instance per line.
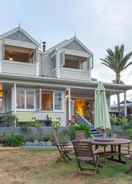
[0, 26, 131, 126]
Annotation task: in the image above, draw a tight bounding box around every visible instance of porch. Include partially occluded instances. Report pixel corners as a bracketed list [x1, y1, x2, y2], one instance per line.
[0, 75, 131, 127]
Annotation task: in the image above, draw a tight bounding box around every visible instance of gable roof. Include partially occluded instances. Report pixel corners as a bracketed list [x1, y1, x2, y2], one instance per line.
[46, 36, 93, 56]
[0, 26, 40, 47]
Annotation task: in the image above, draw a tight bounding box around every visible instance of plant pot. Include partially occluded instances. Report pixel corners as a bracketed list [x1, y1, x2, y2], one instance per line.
[75, 131, 86, 140]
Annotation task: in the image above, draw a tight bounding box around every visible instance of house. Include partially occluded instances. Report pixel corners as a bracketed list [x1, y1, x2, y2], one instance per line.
[111, 100, 132, 117]
[0, 26, 131, 126]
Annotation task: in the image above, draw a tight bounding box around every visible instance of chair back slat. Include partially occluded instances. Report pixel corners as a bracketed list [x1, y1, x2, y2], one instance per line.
[72, 141, 93, 158]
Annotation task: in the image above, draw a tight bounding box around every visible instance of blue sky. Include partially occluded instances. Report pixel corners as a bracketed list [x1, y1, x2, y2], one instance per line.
[0, 0, 132, 89]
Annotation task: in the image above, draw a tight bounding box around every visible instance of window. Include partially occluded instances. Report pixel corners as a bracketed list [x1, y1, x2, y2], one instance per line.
[41, 90, 63, 111]
[41, 90, 53, 111]
[0, 85, 4, 112]
[0, 98, 3, 112]
[26, 88, 35, 109]
[4, 46, 35, 63]
[63, 54, 86, 69]
[16, 88, 25, 109]
[16, 88, 35, 110]
[54, 92, 62, 110]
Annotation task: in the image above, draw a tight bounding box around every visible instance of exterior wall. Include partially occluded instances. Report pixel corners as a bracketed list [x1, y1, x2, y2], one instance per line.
[10, 86, 67, 126]
[65, 40, 87, 52]
[1, 60, 36, 76]
[59, 67, 91, 81]
[35, 112, 66, 126]
[6, 31, 33, 43]
[15, 111, 66, 126]
[40, 54, 56, 77]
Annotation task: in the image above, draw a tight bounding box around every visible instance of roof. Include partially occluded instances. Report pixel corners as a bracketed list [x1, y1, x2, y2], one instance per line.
[46, 36, 93, 56]
[0, 73, 132, 92]
[0, 26, 40, 47]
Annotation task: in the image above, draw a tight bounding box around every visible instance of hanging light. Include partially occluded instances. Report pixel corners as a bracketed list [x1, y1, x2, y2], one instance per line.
[65, 89, 69, 99]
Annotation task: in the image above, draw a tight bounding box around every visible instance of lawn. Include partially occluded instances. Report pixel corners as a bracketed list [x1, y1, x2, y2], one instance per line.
[0, 149, 132, 184]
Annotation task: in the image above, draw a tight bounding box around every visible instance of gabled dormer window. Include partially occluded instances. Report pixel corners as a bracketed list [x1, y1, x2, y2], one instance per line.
[4, 45, 35, 63]
[63, 54, 86, 69]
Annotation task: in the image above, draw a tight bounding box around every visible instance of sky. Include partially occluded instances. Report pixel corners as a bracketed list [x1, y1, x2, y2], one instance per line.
[0, 0, 132, 101]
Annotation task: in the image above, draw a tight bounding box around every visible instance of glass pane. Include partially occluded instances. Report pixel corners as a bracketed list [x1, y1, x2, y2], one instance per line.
[26, 88, 35, 109]
[41, 90, 53, 111]
[0, 98, 3, 112]
[16, 88, 25, 109]
[54, 91, 62, 110]
[36, 89, 40, 110]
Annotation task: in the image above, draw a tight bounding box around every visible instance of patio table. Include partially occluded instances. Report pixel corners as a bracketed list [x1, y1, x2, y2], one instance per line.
[89, 138, 131, 164]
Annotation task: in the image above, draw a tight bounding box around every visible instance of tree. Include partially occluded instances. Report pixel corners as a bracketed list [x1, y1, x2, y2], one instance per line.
[100, 45, 132, 112]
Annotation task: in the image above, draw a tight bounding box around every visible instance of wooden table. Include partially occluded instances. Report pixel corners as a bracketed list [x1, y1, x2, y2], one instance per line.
[89, 138, 131, 164]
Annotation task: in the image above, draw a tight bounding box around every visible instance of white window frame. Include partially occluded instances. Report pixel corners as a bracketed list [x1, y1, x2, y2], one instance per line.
[40, 89, 64, 112]
[16, 87, 36, 111]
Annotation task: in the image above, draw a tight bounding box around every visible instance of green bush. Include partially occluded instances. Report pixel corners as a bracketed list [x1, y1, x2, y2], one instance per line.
[110, 116, 128, 127]
[4, 134, 25, 147]
[68, 123, 91, 140]
[126, 129, 132, 139]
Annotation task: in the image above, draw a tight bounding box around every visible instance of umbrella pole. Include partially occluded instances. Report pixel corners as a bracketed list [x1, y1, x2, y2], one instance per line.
[102, 129, 107, 138]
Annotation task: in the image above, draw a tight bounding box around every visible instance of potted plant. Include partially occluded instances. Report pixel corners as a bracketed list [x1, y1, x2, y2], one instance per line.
[70, 124, 91, 140]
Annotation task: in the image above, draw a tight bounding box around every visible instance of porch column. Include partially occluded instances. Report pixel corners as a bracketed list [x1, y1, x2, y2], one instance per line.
[124, 91, 127, 117]
[12, 82, 17, 127]
[68, 88, 71, 121]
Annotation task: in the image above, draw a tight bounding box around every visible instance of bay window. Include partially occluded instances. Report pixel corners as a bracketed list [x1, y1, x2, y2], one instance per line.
[16, 88, 35, 110]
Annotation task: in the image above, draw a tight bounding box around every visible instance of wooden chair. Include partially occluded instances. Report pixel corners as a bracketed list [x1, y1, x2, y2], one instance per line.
[72, 140, 103, 173]
[53, 130, 73, 161]
[56, 143, 73, 161]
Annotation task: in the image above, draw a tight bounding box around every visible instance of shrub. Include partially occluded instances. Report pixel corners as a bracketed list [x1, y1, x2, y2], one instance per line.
[4, 134, 25, 147]
[126, 129, 132, 139]
[68, 123, 91, 140]
[110, 116, 128, 127]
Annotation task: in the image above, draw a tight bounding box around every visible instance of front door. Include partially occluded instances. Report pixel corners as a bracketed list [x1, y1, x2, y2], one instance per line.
[71, 98, 93, 121]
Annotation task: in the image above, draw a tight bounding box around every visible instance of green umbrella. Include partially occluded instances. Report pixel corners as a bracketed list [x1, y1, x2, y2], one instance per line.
[95, 81, 111, 136]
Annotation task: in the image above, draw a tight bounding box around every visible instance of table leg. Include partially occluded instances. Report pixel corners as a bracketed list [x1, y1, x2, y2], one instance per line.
[111, 145, 114, 159]
[108, 144, 126, 164]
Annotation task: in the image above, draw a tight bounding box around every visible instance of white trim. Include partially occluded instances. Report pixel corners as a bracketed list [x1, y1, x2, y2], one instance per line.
[40, 89, 64, 112]
[4, 38, 37, 49]
[0, 26, 40, 46]
[68, 88, 71, 120]
[3, 60, 36, 66]
[63, 48, 89, 58]
[16, 87, 36, 111]
[124, 91, 127, 117]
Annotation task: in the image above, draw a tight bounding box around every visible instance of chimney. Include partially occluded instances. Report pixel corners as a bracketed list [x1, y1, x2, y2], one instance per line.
[42, 41, 46, 52]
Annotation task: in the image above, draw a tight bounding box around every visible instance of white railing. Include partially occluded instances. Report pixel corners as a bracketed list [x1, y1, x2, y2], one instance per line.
[0, 60, 37, 76]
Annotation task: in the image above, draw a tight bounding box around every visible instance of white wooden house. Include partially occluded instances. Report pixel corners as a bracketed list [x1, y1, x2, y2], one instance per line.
[0, 26, 131, 126]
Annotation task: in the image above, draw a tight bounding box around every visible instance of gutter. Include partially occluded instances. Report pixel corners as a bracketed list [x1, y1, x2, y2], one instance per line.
[0, 73, 132, 91]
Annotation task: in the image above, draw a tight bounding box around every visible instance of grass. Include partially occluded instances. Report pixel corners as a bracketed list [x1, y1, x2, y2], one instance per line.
[0, 149, 131, 184]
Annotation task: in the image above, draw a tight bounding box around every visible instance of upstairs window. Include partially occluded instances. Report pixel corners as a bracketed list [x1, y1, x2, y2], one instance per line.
[63, 54, 86, 69]
[4, 46, 35, 63]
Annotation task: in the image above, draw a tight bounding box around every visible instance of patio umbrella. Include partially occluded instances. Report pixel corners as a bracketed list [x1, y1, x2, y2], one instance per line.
[95, 81, 111, 137]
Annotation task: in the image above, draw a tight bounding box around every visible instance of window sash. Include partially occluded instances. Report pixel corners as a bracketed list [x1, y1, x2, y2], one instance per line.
[41, 90, 63, 112]
[54, 91, 63, 111]
[16, 88, 35, 110]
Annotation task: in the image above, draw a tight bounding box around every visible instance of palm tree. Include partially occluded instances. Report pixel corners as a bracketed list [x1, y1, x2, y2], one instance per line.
[100, 45, 132, 112]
